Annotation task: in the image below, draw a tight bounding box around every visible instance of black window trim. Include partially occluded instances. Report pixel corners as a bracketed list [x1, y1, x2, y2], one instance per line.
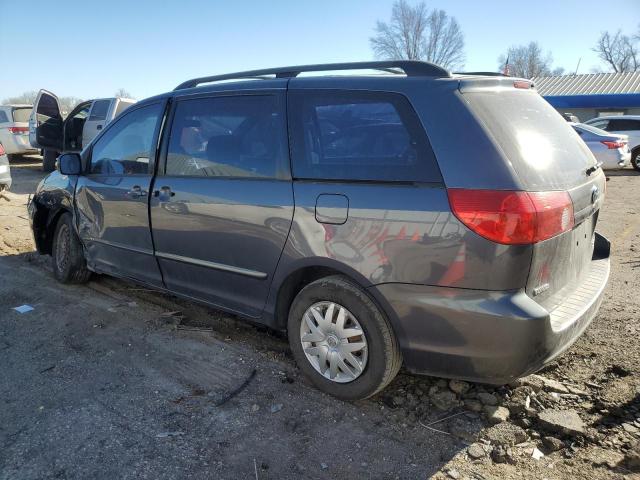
[286, 88, 443, 185]
[157, 90, 291, 180]
[85, 100, 167, 177]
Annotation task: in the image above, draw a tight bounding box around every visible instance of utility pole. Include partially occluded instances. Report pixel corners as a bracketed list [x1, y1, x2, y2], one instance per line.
[574, 57, 581, 75]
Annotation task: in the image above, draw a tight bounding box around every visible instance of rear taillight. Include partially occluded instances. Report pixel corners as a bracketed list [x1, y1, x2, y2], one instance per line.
[448, 189, 574, 245]
[7, 126, 28, 134]
[0, 144, 5, 155]
[601, 140, 624, 149]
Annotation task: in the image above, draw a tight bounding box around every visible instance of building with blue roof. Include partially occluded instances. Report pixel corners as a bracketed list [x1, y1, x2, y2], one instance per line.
[532, 72, 640, 122]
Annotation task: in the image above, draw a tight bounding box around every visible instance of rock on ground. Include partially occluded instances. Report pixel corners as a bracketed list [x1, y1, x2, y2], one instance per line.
[484, 405, 510, 424]
[484, 422, 527, 447]
[537, 409, 585, 436]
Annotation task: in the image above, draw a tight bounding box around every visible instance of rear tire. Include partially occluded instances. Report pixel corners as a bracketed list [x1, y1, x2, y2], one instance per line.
[631, 148, 640, 172]
[287, 275, 401, 400]
[43, 149, 58, 172]
[52, 213, 91, 284]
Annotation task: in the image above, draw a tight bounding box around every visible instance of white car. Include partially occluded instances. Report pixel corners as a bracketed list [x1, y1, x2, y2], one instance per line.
[572, 123, 630, 170]
[0, 104, 40, 160]
[584, 115, 640, 171]
[29, 90, 136, 171]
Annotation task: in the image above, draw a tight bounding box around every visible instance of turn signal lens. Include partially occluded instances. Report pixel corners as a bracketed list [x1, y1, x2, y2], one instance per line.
[448, 189, 574, 245]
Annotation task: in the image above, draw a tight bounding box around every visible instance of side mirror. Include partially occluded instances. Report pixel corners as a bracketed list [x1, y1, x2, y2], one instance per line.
[58, 153, 82, 175]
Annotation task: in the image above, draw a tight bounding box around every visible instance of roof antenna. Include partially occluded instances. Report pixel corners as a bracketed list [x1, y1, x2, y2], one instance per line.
[574, 57, 581, 76]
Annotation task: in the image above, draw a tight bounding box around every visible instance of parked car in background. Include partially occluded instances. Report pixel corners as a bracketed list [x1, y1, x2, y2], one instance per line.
[0, 143, 12, 191]
[0, 104, 39, 160]
[584, 115, 640, 171]
[29, 90, 136, 172]
[561, 112, 580, 123]
[571, 123, 631, 170]
[29, 61, 610, 400]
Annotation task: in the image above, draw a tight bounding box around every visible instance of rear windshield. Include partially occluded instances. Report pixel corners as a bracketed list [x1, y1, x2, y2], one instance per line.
[11, 107, 32, 123]
[463, 91, 596, 190]
[573, 123, 609, 136]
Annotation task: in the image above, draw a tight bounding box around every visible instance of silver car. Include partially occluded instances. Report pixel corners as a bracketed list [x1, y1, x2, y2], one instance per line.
[0, 143, 11, 191]
[572, 123, 631, 170]
[0, 104, 39, 160]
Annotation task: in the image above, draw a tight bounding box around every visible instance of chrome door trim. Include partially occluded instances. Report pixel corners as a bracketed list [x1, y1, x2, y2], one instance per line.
[155, 251, 268, 279]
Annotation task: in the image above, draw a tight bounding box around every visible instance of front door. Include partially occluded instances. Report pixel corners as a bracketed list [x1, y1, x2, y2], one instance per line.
[29, 89, 63, 150]
[75, 101, 165, 286]
[150, 92, 293, 317]
[83, 99, 112, 148]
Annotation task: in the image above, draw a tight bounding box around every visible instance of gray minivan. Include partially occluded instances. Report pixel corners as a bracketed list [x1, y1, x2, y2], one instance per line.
[29, 62, 610, 400]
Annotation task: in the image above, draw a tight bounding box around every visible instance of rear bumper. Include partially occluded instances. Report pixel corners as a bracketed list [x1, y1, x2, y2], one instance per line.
[370, 233, 611, 384]
[1, 134, 39, 155]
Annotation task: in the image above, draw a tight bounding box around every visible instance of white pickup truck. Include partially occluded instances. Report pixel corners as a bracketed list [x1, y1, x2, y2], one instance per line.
[29, 90, 136, 171]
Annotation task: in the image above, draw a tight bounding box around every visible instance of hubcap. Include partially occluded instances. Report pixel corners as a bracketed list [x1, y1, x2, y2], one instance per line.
[55, 224, 70, 273]
[299, 301, 368, 383]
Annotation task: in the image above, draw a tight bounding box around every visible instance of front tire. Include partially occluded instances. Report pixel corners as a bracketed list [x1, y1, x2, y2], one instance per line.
[52, 213, 91, 284]
[287, 275, 401, 400]
[631, 148, 640, 172]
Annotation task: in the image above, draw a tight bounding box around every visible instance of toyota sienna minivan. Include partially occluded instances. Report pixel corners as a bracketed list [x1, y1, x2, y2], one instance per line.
[29, 61, 610, 400]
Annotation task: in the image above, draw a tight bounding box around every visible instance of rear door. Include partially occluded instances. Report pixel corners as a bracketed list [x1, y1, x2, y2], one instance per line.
[461, 85, 605, 310]
[82, 99, 112, 147]
[150, 90, 293, 317]
[28, 89, 63, 150]
[75, 101, 166, 286]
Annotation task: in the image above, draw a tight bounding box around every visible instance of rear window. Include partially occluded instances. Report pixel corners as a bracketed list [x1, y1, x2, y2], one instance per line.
[89, 100, 111, 121]
[289, 91, 441, 183]
[463, 91, 596, 190]
[11, 107, 31, 123]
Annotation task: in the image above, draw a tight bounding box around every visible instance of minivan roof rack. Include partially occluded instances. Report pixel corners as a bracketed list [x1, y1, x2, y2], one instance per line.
[174, 61, 450, 90]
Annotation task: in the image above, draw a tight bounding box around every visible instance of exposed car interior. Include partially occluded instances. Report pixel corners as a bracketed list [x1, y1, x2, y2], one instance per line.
[63, 101, 92, 151]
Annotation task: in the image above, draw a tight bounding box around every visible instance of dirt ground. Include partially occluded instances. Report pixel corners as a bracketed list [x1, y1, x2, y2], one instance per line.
[0, 157, 639, 480]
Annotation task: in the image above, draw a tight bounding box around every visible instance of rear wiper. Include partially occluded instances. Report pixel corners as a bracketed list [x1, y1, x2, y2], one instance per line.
[586, 162, 602, 176]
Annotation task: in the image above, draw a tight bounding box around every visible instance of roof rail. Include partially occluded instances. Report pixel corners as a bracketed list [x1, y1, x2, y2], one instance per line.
[453, 71, 508, 77]
[174, 61, 450, 90]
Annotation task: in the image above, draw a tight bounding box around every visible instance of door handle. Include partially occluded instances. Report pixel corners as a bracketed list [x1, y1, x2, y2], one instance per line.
[127, 185, 147, 198]
[97, 124, 103, 130]
[153, 186, 175, 198]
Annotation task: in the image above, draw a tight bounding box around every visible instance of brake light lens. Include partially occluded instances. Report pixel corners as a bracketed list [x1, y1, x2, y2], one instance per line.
[601, 140, 624, 150]
[513, 80, 532, 89]
[0, 144, 4, 155]
[8, 126, 28, 134]
[448, 189, 574, 245]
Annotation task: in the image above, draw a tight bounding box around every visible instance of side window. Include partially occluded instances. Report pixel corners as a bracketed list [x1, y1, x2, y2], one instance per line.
[608, 119, 640, 131]
[590, 120, 609, 130]
[289, 91, 441, 182]
[165, 95, 287, 178]
[90, 103, 162, 175]
[0, 110, 8, 123]
[38, 94, 60, 119]
[89, 100, 111, 121]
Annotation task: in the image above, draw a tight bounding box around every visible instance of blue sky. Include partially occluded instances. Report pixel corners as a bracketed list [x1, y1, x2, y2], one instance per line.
[1, 0, 638, 101]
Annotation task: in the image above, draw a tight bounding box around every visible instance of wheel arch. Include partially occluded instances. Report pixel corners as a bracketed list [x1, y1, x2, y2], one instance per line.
[32, 203, 72, 255]
[268, 257, 396, 333]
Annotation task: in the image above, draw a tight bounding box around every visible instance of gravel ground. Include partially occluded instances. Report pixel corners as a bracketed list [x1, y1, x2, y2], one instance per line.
[0, 157, 639, 480]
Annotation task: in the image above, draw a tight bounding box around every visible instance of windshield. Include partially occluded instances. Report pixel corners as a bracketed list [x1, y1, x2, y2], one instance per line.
[12, 107, 32, 123]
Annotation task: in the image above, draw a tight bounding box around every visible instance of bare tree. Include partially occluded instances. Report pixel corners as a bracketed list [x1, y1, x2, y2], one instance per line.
[3, 91, 83, 114]
[370, 0, 465, 70]
[498, 42, 555, 78]
[593, 30, 638, 73]
[114, 88, 134, 99]
[3, 91, 39, 105]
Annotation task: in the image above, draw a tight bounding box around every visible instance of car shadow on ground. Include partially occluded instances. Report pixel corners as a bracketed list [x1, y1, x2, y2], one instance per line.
[606, 168, 639, 177]
[0, 251, 482, 479]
